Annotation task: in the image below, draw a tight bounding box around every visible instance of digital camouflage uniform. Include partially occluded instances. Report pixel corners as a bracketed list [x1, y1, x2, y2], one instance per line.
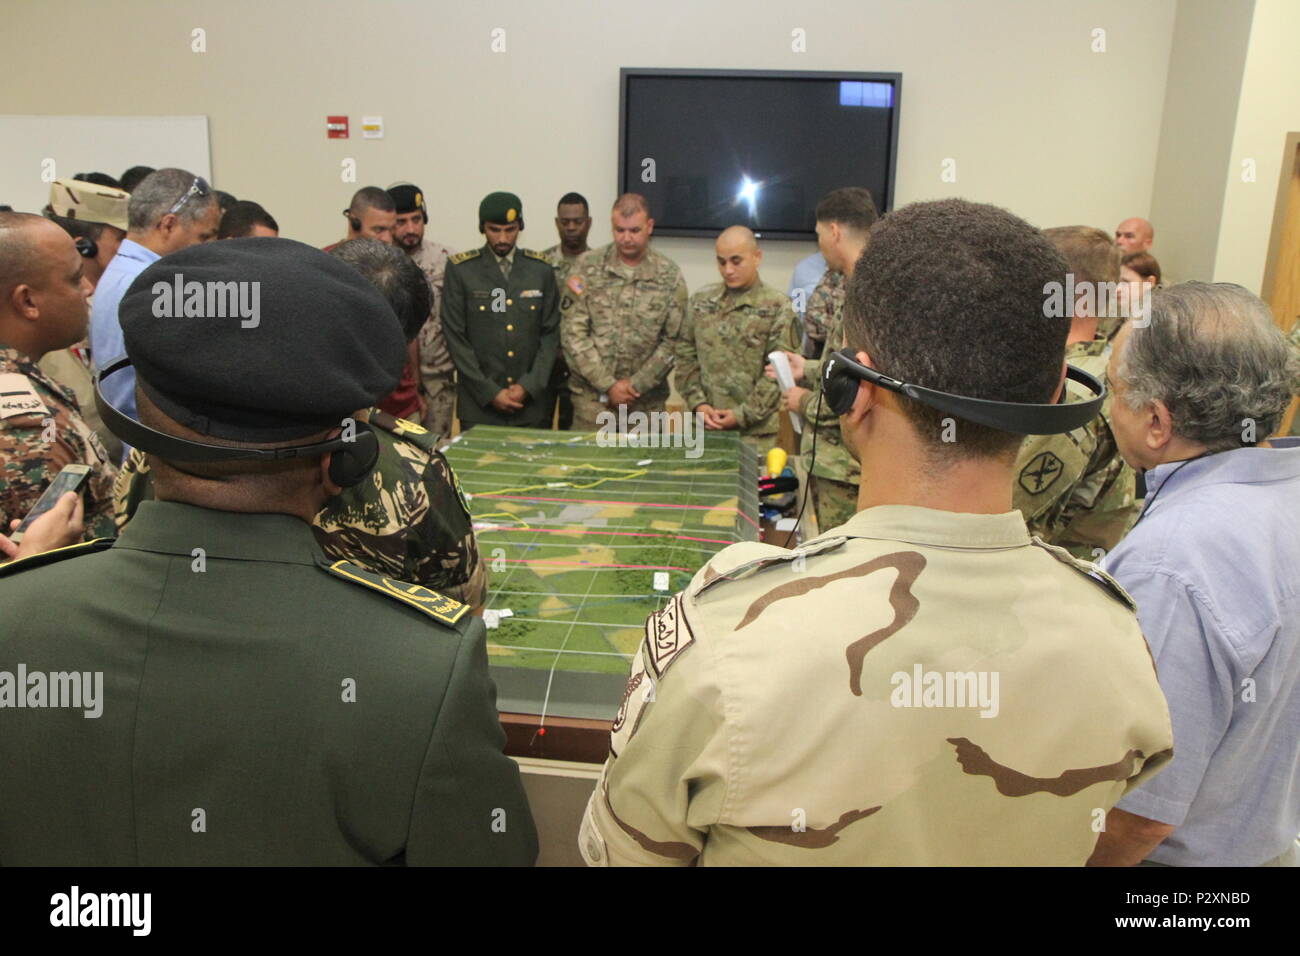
[795, 273, 858, 532]
[560, 243, 689, 432]
[580, 505, 1173, 866]
[800, 268, 842, 359]
[1012, 338, 1138, 560]
[409, 236, 458, 440]
[112, 410, 487, 608]
[0, 345, 116, 541]
[676, 279, 800, 452]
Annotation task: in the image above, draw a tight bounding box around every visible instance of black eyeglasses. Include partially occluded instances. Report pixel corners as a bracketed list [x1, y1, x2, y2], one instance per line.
[167, 176, 211, 216]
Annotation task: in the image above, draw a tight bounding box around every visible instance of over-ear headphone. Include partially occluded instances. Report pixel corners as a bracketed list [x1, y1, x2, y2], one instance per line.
[344, 208, 361, 232]
[75, 236, 98, 259]
[821, 349, 1106, 435]
[94, 358, 381, 488]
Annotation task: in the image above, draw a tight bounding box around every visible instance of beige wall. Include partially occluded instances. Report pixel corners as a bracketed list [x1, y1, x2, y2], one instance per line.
[3, 0, 1176, 293]
[1213, 0, 1300, 291]
[1148, 0, 1254, 286]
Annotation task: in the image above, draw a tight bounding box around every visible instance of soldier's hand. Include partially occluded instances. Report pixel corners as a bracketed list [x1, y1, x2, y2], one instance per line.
[783, 385, 810, 413]
[491, 388, 525, 413]
[713, 409, 738, 430]
[0, 492, 84, 562]
[764, 350, 805, 383]
[608, 379, 639, 406]
[506, 383, 528, 404]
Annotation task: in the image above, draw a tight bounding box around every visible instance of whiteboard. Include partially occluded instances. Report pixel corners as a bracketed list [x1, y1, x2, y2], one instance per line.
[0, 115, 211, 215]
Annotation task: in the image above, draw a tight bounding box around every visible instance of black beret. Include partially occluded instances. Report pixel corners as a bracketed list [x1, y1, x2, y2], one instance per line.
[387, 183, 425, 216]
[120, 237, 406, 442]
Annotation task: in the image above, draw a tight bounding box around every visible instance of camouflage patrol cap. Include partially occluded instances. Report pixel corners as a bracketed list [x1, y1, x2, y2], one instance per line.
[118, 238, 406, 442]
[48, 179, 130, 231]
[478, 191, 522, 226]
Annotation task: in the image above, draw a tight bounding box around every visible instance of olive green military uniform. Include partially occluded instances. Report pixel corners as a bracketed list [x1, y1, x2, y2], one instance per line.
[1012, 338, 1139, 560]
[441, 245, 560, 429]
[0, 500, 536, 865]
[794, 273, 859, 531]
[560, 243, 688, 432]
[1, 344, 117, 541]
[111, 410, 487, 608]
[676, 280, 800, 451]
[579, 504, 1172, 866]
[408, 236, 458, 440]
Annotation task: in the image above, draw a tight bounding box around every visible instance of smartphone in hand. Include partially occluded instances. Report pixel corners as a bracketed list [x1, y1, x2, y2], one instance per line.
[10, 464, 92, 544]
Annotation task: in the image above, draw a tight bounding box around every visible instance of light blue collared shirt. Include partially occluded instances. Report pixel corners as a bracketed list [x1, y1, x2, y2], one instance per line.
[787, 251, 826, 318]
[1103, 440, 1300, 866]
[90, 238, 160, 434]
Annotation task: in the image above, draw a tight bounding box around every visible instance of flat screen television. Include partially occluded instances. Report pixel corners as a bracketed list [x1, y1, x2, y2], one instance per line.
[618, 68, 901, 240]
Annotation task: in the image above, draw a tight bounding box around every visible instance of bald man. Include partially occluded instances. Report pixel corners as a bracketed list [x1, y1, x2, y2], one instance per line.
[675, 226, 799, 451]
[1115, 218, 1154, 255]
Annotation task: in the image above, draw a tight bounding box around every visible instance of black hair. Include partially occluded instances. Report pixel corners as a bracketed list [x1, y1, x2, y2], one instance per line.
[218, 200, 279, 239]
[74, 172, 123, 190]
[557, 192, 589, 215]
[815, 187, 878, 233]
[119, 166, 156, 193]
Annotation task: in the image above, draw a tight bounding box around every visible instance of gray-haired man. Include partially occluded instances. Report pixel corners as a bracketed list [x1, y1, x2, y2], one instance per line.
[89, 168, 221, 433]
[1089, 282, 1300, 867]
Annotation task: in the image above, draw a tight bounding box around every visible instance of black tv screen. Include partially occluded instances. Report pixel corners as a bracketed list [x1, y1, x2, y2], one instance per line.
[619, 68, 901, 240]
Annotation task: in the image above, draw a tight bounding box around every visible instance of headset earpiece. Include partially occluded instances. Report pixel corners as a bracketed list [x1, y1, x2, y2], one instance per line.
[74, 236, 98, 259]
[344, 209, 361, 232]
[822, 352, 863, 417]
[326, 422, 380, 488]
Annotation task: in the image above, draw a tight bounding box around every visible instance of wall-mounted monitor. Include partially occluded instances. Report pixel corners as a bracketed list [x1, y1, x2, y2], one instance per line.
[618, 68, 901, 240]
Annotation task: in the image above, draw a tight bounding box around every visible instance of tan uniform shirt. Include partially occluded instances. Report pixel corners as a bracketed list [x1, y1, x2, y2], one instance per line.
[580, 505, 1172, 866]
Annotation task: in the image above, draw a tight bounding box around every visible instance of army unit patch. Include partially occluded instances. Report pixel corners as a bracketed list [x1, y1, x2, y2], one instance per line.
[1018, 450, 1064, 495]
[645, 593, 694, 677]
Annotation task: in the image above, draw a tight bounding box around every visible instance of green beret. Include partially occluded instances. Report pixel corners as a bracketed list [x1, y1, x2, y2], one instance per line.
[479, 191, 522, 226]
[119, 238, 406, 443]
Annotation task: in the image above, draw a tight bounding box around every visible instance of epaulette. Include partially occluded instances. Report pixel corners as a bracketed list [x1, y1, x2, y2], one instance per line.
[320, 557, 471, 628]
[519, 248, 549, 263]
[691, 536, 848, 598]
[1030, 536, 1137, 612]
[449, 248, 482, 265]
[0, 537, 115, 578]
[369, 409, 440, 453]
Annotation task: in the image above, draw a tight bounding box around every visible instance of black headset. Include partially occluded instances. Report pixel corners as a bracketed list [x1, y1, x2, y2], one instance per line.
[344, 208, 362, 232]
[74, 236, 98, 259]
[821, 349, 1106, 435]
[94, 358, 380, 488]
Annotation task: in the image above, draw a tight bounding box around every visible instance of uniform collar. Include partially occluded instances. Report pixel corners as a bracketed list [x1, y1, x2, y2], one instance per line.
[719, 279, 768, 307]
[825, 504, 1032, 551]
[601, 242, 657, 280]
[0, 343, 77, 407]
[113, 500, 325, 566]
[484, 244, 515, 267]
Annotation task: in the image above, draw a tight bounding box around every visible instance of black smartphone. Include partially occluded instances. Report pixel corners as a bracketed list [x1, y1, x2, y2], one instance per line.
[10, 464, 92, 543]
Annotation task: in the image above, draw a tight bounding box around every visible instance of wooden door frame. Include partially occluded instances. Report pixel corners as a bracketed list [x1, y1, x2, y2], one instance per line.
[1260, 132, 1300, 436]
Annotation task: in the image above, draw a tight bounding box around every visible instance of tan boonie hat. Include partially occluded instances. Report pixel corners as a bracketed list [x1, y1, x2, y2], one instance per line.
[48, 179, 130, 231]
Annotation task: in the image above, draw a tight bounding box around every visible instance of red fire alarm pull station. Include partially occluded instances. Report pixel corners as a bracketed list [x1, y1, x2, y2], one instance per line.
[327, 116, 349, 139]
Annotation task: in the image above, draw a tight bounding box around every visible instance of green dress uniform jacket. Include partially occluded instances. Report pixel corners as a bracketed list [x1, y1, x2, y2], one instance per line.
[0, 500, 537, 866]
[441, 245, 560, 428]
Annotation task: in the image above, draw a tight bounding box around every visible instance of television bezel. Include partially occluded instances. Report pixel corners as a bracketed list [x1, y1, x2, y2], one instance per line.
[617, 67, 903, 240]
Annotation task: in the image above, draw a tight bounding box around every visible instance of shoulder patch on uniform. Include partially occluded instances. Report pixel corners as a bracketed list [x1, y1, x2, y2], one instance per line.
[0, 537, 114, 578]
[321, 558, 470, 626]
[1030, 537, 1137, 612]
[691, 536, 849, 598]
[0, 372, 49, 420]
[370, 409, 439, 452]
[1018, 450, 1065, 495]
[449, 248, 482, 265]
[520, 248, 549, 263]
[644, 593, 694, 678]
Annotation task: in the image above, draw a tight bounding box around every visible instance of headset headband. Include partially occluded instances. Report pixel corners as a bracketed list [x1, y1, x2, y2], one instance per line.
[823, 349, 1106, 435]
[93, 357, 357, 462]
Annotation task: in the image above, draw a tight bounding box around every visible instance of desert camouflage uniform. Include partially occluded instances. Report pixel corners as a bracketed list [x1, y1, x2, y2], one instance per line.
[579, 505, 1173, 866]
[112, 409, 486, 607]
[0, 345, 116, 541]
[409, 236, 458, 440]
[800, 268, 842, 359]
[560, 243, 688, 432]
[677, 280, 800, 452]
[795, 274, 858, 532]
[1013, 338, 1138, 560]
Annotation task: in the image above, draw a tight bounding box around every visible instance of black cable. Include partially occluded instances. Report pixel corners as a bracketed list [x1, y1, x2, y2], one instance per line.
[792, 385, 822, 537]
[1129, 453, 1209, 529]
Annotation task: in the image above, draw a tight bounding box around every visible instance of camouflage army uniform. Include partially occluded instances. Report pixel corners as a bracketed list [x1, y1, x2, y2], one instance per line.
[579, 505, 1173, 866]
[542, 243, 585, 290]
[677, 280, 800, 451]
[408, 236, 458, 440]
[560, 243, 689, 432]
[1013, 338, 1138, 560]
[800, 268, 842, 359]
[795, 274, 859, 532]
[38, 343, 123, 464]
[112, 409, 486, 607]
[1, 345, 116, 540]
[541, 244, 587, 431]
